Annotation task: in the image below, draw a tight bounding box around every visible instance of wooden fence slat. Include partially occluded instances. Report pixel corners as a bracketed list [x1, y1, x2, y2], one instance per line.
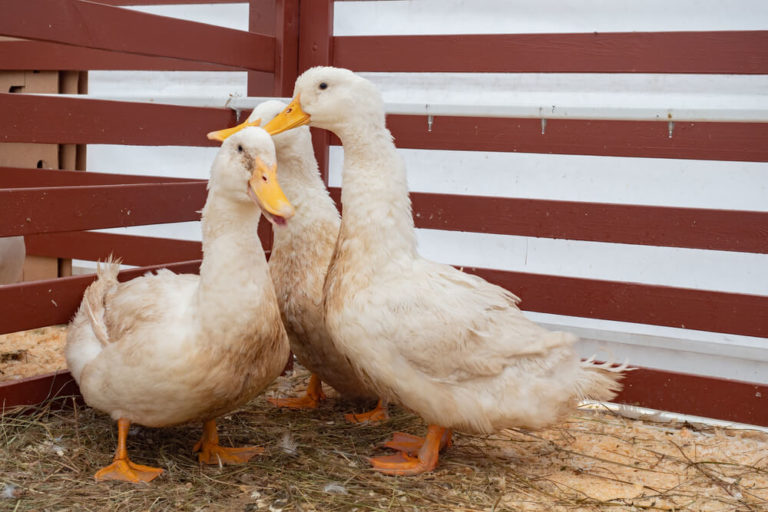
[1, 167, 203, 187]
[0, 0, 275, 71]
[374, 115, 768, 162]
[1, 347, 766, 426]
[25, 232, 203, 267]
[334, 31, 768, 74]
[299, 0, 334, 183]
[0, 182, 206, 236]
[0, 40, 241, 71]
[466, 267, 768, 339]
[616, 367, 768, 426]
[99, 0, 245, 5]
[330, 189, 768, 254]
[0, 93, 234, 146]
[0, 371, 81, 410]
[0, 260, 202, 335]
[3, 263, 764, 338]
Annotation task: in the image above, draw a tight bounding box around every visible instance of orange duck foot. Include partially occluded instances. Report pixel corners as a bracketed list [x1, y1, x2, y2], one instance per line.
[194, 419, 264, 465]
[268, 373, 326, 409]
[267, 394, 321, 409]
[381, 429, 453, 455]
[370, 425, 449, 476]
[345, 399, 389, 424]
[94, 458, 163, 483]
[195, 442, 264, 465]
[369, 452, 438, 476]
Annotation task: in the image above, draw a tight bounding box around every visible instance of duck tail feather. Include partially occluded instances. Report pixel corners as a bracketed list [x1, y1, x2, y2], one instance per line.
[83, 255, 121, 346]
[575, 356, 632, 403]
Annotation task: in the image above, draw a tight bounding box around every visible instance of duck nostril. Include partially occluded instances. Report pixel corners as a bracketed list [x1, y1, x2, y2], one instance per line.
[262, 175, 268, 182]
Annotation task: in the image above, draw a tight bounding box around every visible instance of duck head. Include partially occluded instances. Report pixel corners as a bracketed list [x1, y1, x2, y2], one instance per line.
[263, 67, 386, 136]
[211, 126, 295, 226]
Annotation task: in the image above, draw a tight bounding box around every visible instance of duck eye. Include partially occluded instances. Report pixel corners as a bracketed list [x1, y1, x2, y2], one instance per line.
[237, 144, 243, 152]
[319, 82, 328, 90]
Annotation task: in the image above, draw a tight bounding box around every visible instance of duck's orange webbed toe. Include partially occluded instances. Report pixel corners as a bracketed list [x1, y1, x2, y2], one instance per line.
[345, 399, 389, 424]
[380, 428, 452, 455]
[94, 459, 164, 483]
[268, 374, 326, 409]
[95, 418, 163, 484]
[370, 425, 449, 476]
[194, 419, 264, 465]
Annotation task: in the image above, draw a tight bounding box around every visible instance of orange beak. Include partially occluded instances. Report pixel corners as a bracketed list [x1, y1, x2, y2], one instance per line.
[249, 157, 295, 223]
[207, 117, 262, 142]
[262, 95, 311, 136]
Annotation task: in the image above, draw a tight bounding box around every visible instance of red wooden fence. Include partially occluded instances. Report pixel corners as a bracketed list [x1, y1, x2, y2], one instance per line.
[1, 0, 767, 425]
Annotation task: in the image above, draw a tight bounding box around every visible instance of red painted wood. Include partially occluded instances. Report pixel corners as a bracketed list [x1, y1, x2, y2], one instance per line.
[100, 0, 244, 4]
[466, 267, 768, 339]
[1, 167, 202, 187]
[0, 371, 80, 410]
[247, 0, 299, 97]
[616, 368, 768, 426]
[0, 260, 202, 335]
[327, 188, 768, 254]
[0, 182, 206, 237]
[0, 0, 275, 71]
[376, 115, 768, 162]
[25, 232, 203, 266]
[2, 365, 766, 426]
[0, 40, 242, 71]
[298, 0, 334, 183]
[273, 0, 300, 97]
[247, 0, 277, 96]
[0, 93, 235, 146]
[334, 31, 768, 74]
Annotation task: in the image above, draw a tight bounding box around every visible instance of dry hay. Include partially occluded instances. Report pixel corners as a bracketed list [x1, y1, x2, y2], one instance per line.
[1, 367, 766, 512]
[0, 326, 67, 382]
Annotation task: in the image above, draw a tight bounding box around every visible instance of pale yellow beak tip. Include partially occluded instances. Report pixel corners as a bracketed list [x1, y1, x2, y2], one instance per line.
[206, 130, 225, 141]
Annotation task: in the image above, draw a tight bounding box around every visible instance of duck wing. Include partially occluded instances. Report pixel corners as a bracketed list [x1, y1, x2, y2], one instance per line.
[369, 258, 576, 383]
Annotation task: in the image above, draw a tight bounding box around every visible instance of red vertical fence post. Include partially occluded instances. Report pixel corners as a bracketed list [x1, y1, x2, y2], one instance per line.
[247, 0, 275, 96]
[248, 0, 299, 97]
[298, 0, 333, 184]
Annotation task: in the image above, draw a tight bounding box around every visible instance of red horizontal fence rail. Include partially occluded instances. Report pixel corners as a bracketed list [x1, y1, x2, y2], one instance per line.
[468, 268, 768, 340]
[0, 94, 234, 146]
[0, 261, 202, 335]
[0, 0, 274, 70]
[330, 188, 768, 254]
[1, 167, 201, 187]
[25, 232, 203, 267]
[377, 116, 768, 163]
[0, 182, 207, 237]
[0, 40, 242, 72]
[334, 31, 768, 74]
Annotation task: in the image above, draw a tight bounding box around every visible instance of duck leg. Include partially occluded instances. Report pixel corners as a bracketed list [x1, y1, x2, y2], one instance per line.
[345, 398, 389, 424]
[194, 419, 264, 465]
[369, 425, 450, 475]
[94, 418, 163, 483]
[380, 428, 452, 455]
[267, 373, 326, 409]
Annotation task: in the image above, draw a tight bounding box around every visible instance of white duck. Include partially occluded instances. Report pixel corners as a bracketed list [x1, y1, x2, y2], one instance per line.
[264, 67, 626, 476]
[209, 101, 383, 419]
[66, 126, 294, 483]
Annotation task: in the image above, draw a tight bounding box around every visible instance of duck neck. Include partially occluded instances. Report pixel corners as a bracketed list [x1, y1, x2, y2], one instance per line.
[335, 123, 417, 264]
[196, 190, 274, 331]
[272, 146, 338, 246]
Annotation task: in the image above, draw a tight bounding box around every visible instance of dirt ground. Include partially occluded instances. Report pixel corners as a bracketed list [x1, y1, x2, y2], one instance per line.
[0, 325, 67, 382]
[0, 328, 766, 511]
